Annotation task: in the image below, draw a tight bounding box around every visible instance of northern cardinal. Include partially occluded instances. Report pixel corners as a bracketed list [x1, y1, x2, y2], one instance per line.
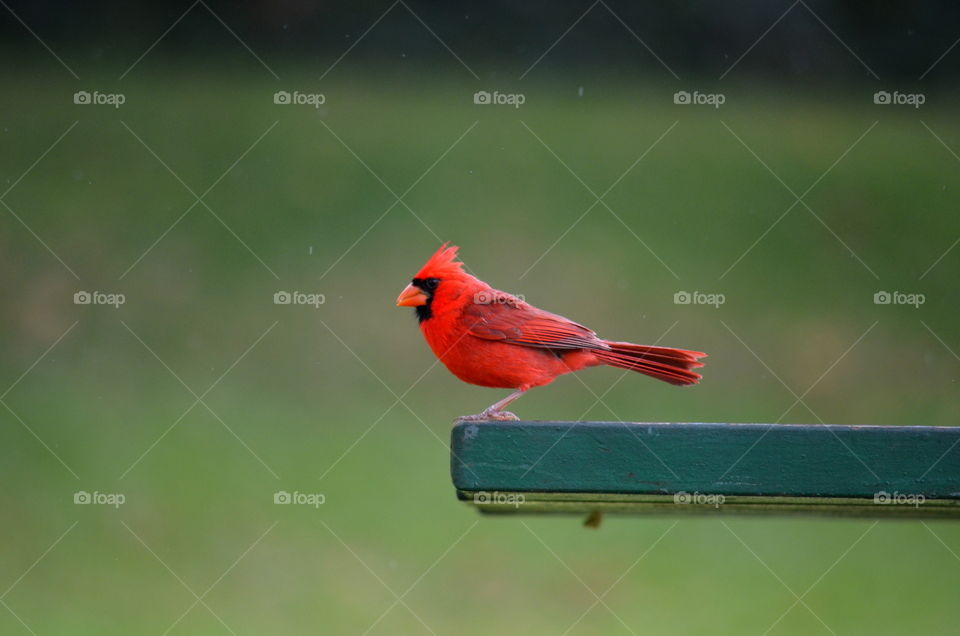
[396, 244, 706, 420]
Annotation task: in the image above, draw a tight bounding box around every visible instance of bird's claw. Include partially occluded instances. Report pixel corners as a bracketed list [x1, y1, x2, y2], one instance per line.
[458, 409, 519, 422]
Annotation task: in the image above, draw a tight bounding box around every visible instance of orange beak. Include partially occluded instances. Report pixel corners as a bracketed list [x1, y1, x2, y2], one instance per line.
[396, 283, 428, 307]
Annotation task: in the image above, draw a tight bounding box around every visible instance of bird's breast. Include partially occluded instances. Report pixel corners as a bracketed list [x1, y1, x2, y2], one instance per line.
[421, 318, 597, 389]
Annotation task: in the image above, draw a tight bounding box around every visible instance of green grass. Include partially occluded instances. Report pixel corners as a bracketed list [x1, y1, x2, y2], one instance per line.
[1, 67, 959, 634]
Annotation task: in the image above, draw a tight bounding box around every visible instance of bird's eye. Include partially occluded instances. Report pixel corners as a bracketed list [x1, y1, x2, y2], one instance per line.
[422, 277, 440, 291]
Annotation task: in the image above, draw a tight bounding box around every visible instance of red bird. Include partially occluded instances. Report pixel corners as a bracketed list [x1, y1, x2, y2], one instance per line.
[396, 244, 706, 420]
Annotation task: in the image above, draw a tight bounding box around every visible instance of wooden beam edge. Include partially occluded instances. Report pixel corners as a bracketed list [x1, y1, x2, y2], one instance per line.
[455, 490, 960, 519]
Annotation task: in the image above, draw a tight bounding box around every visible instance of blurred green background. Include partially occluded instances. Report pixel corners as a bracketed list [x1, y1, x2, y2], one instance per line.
[2, 2, 960, 634]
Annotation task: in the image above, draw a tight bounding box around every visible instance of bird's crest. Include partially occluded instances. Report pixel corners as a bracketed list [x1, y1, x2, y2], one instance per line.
[415, 242, 465, 280]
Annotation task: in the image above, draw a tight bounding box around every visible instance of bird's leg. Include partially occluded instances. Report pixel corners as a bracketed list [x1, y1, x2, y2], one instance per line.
[459, 389, 527, 421]
[483, 389, 525, 419]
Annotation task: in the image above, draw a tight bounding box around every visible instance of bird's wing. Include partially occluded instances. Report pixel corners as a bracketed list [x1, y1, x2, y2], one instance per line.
[463, 292, 604, 350]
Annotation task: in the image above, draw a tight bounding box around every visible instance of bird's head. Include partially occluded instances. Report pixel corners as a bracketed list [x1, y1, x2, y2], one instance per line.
[396, 243, 474, 323]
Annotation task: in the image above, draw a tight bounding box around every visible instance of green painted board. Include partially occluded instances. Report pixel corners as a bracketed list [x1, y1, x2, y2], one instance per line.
[450, 421, 960, 517]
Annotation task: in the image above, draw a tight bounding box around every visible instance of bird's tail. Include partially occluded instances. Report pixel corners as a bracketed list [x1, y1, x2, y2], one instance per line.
[594, 341, 706, 386]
